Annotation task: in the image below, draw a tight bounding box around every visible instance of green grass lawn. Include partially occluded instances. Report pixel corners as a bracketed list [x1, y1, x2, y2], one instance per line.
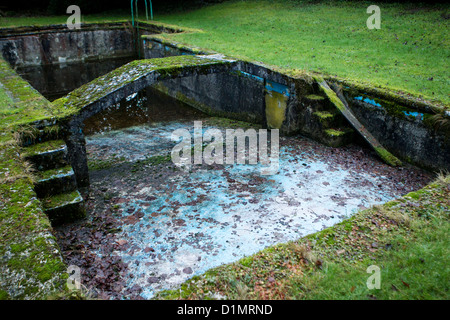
[1, 1, 448, 106]
[0, 12, 128, 27]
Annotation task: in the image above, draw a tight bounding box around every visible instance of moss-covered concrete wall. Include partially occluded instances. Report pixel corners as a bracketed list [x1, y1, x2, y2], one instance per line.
[152, 70, 267, 126]
[0, 59, 68, 300]
[0, 22, 183, 68]
[143, 39, 308, 135]
[1, 26, 133, 67]
[345, 92, 450, 171]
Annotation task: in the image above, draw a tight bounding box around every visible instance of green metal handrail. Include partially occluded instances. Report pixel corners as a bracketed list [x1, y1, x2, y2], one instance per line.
[131, 0, 153, 26]
[131, 0, 153, 58]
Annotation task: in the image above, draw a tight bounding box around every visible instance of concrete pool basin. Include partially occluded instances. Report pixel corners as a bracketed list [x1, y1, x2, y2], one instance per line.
[54, 89, 430, 299]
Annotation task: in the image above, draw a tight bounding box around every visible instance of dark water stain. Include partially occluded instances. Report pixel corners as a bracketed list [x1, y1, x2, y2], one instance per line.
[83, 86, 209, 136]
[16, 57, 136, 101]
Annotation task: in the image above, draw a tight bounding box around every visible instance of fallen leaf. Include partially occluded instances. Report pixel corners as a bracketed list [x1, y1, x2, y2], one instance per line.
[401, 280, 410, 288]
[315, 259, 323, 268]
[117, 239, 128, 246]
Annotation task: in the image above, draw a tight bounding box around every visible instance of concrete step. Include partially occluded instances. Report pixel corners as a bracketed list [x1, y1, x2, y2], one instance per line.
[314, 76, 402, 166]
[320, 127, 355, 148]
[303, 94, 329, 111]
[34, 165, 77, 198]
[22, 139, 68, 171]
[19, 125, 62, 147]
[41, 190, 86, 226]
[312, 110, 343, 128]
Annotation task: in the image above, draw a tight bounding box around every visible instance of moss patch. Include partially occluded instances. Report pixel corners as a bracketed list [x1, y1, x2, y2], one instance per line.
[34, 165, 73, 182]
[0, 57, 71, 299]
[324, 128, 350, 137]
[22, 139, 66, 158]
[305, 94, 326, 101]
[42, 190, 82, 210]
[0, 178, 68, 299]
[374, 146, 403, 167]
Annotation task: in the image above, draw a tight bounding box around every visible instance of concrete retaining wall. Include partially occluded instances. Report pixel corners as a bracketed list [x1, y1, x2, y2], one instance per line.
[346, 94, 450, 171]
[143, 38, 310, 135]
[0, 23, 172, 67]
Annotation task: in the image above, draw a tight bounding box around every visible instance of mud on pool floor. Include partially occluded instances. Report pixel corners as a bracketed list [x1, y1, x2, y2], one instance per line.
[53, 123, 432, 300]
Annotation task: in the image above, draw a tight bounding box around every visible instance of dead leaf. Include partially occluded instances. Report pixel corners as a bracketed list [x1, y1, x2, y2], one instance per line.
[401, 280, 410, 288]
[117, 239, 128, 246]
[315, 259, 323, 268]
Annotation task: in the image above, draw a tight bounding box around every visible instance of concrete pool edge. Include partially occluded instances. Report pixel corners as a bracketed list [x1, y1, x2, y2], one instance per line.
[0, 63, 69, 300]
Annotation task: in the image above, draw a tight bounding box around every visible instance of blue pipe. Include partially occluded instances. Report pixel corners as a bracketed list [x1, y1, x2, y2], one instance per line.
[143, 0, 153, 20]
[131, 0, 153, 57]
[150, 0, 153, 20]
[135, 0, 139, 25]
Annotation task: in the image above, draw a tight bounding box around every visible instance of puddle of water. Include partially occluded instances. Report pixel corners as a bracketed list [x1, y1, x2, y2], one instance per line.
[16, 57, 136, 101]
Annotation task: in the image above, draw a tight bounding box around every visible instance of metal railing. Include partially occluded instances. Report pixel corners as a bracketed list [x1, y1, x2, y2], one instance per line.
[131, 0, 153, 26]
[130, 0, 153, 58]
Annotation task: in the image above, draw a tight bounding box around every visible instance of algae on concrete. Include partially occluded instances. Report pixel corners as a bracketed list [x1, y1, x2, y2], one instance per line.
[265, 90, 288, 130]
